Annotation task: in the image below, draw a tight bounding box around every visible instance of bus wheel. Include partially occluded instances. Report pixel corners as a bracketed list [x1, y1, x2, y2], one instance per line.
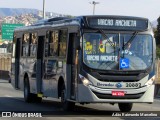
[24, 77, 32, 103]
[61, 84, 75, 111]
[118, 103, 133, 112]
[8, 75, 11, 83]
[33, 94, 42, 103]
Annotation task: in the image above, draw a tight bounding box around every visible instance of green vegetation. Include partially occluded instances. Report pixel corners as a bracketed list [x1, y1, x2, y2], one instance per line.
[155, 17, 160, 58]
[157, 47, 160, 58]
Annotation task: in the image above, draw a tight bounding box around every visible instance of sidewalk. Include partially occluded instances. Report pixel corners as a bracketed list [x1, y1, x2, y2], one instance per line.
[0, 79, 9, 83]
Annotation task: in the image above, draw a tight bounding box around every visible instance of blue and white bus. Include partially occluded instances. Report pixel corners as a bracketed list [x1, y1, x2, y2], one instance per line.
[10, 15, 156, 112]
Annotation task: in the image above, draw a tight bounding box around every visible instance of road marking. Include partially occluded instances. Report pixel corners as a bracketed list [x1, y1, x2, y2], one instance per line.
[5, 95, 12, 97]
[4, 95, 24, 102]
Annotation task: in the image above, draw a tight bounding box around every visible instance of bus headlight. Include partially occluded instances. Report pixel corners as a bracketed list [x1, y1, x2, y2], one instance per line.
[79, 74, 92, 86]
[145, 76, 155, 87]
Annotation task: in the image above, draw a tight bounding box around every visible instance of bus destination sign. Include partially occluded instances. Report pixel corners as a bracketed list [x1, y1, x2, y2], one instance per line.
[98, 19, 136, 27]
[86, 17, 148, 31]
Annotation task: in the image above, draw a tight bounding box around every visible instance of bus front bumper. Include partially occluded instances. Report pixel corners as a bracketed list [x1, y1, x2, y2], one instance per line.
[77, 84, 155, 103]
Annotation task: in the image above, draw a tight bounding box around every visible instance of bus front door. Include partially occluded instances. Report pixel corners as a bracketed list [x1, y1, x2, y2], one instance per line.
[36, 36, 45, 94]
[14, 38, 21, 89]
[68, 33, 78, 99]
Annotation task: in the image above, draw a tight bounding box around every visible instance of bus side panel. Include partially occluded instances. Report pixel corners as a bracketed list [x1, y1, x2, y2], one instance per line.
[27, 58, 37, 93]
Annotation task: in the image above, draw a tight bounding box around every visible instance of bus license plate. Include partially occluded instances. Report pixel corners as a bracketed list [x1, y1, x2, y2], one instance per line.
[112, 91, 125, 96]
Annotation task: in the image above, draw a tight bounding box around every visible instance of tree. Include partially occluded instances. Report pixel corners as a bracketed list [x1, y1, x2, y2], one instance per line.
[156, 17, 160, 45]
[155, 17, 160, 58]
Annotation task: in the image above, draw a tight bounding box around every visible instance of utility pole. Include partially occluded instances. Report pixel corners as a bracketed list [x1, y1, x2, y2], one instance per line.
[90, 1, 99, 15]
[43, 0, 45, 19]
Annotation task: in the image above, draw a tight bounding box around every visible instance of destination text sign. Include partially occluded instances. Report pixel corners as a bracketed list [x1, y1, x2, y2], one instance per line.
[98, 19, 136, 27]
[87, 17, 148, 31]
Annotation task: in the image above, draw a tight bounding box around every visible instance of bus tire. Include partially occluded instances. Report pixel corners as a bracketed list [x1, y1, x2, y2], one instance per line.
[61, 84, 75, 111]
[8, 75, 11, 83]
[33, 94, 42, 103]
[24, 77, 32, 103]
[118, 103, 133, 112]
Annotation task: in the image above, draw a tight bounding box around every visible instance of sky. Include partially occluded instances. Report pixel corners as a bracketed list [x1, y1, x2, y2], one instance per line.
[0, 0, 160, 21]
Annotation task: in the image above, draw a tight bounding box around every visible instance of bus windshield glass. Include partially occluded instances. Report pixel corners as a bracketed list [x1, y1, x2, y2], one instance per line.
[83, 33, 153, 70]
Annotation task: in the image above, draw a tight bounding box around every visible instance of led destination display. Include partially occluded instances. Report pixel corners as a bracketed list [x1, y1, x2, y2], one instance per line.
[86, 16, 148, 31]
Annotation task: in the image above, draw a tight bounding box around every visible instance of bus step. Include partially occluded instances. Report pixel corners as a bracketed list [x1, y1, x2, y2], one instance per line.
[37, 93, 43, 98]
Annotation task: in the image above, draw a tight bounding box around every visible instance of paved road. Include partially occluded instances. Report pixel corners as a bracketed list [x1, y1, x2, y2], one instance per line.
[0, 79, 160, 120]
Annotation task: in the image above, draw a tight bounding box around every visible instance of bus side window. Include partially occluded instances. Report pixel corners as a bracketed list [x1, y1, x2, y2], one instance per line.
[53, 31, 58, 55]
[30, 33, 38, 57]
[49, 31, 54, 56]
[45, 31, 49, 57]
[12, 34, 16, 58]
[49, 31, 59, 56]
[59, 30, 67, 56]
[22, 33, 30, 57]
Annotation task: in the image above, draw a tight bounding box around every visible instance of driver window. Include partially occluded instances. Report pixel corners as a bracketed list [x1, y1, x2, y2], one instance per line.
[84, 34, 118, 55]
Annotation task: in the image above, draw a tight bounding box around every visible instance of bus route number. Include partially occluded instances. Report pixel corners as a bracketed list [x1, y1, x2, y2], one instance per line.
[126, 83, 141, 88]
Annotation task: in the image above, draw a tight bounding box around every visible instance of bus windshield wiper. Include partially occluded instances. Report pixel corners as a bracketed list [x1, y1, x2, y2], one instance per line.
[122, 31, 138, 50]
[98, 29, 115, 47]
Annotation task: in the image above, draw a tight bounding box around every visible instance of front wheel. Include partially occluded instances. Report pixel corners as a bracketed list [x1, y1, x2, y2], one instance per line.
[32, 94, 42, 103]
[61, 84, 75, 111]
[118, 103, 133, 112]
[24, 77, 42, 103]
[24, 77, 32, 103]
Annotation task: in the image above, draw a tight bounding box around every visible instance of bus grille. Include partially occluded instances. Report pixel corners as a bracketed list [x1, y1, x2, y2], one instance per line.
[89, 71, 148, 82]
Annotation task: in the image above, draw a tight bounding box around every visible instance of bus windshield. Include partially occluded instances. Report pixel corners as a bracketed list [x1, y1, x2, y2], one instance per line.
[83, 33, 153, 70]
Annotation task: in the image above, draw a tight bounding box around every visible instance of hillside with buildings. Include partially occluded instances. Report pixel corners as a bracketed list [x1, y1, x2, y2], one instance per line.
[0, 8, 67, 26]
[0, 8, 69, 45]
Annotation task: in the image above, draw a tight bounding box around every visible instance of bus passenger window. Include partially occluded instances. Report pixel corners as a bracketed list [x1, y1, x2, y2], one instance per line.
[30, 33, 38, 57]
[12, 35, 16, 57]
[49, 31, 59, 56]
[49, 32, 54, 56]
[45, 31, 49, 57]
[54, 31, 58, 55]
[22, 33, 29, 57]
[59, 30, 67, 56]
